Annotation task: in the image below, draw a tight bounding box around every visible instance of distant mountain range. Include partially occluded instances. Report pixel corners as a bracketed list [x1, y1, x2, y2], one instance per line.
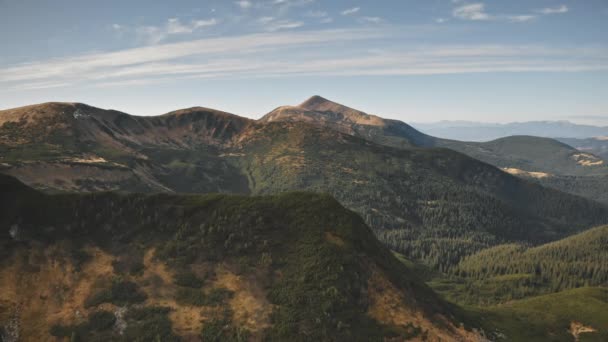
[412, 120, 608, 141]
[2, 97, 607, 272]
[2, 97, 608, 340]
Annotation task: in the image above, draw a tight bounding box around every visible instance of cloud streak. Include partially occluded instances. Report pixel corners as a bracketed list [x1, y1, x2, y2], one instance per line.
[538, 5, 568, 15]
[134, 17, 219, 44]
[453, 3, 568, 23]
[453, 3, 491, 21]
[1, 29, 607, 91]
[341, 7, 361, 16]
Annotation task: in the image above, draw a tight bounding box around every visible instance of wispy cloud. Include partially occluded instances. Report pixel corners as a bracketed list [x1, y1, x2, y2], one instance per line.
[305, 10, 327, 18]
[2, 29, 607, 91]
[304, 10, 332, 23]
[0, 29, 382, 86]
[538, 5, 568, 15]
[264, 20, 304, 31]
[453, 3, 491, 21]
[453, 2, 567, 23]
[167, 18, 218, 34]
[235, 0, 253, 9]
[508, 15, 537, 23]
[135, 17, 218, 44]
[359, 17, 383, 24]
[341, 7, 361, 16]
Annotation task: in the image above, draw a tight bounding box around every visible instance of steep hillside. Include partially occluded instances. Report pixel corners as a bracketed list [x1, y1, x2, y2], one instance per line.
[2, 101, 608, 272]
[515, 173, 608, 206]
[0, 174, 484, 341]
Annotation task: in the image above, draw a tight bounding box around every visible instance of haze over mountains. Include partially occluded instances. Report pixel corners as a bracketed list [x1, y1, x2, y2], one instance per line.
[2, 96, 608, 340]
[412, 120, 608, 142]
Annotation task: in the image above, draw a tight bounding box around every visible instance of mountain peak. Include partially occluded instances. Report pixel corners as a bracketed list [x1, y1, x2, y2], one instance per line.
[297, 95, 354, 114]
[298, 95, 333, 109]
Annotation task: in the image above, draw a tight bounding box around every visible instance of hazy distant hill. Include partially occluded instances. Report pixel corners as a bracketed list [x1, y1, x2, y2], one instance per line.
[439, 135, 608, 177]
[558, 137, 608, 161]
[412, 120, 608, 141]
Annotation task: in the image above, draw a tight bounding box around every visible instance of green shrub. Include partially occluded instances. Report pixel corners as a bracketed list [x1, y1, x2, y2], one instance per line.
[124, 306, 180, 342]
[50, 324, 73, 337]
[205, 288, 234, 306]
[200, 309, 249, 342]
[87, 311, 116, 331]
[71, 248, 92, 271]
[175, 288, 206, 306]
[174, 270, 204, 288]
[49, 310, 116, 341]
[85, 280, 147, 307]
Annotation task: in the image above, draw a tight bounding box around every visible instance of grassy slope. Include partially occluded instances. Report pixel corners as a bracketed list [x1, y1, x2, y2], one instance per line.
[476, 287, 608, 342]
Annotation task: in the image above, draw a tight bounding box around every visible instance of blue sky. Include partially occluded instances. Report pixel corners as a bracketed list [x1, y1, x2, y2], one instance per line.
[1, 0, 607, 124]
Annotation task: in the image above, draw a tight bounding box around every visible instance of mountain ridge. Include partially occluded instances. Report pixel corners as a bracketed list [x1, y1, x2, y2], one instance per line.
[2, 98, 608, 271]
[0, 174, 485, 341]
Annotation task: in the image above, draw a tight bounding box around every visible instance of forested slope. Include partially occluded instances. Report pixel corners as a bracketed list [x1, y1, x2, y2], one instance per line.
[0, 174, 482, 341]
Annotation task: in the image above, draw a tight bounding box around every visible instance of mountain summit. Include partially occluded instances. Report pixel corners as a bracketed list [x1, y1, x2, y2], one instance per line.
[296, 95, 385, 125]
[262, 96, 434, 146]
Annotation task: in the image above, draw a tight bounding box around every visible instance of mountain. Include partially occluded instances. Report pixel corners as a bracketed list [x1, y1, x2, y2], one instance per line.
[263, 96, 608, 178]
[0, 102, 252, 193]
[2, 100, 608, 272]
[478, 287, 608, 342]
[262, 95, 436, 147]
[262, 97, 608, 207]
[440, 135, 607, 177]
[412, 120, 608, 141]
[0, 174, 484, 341]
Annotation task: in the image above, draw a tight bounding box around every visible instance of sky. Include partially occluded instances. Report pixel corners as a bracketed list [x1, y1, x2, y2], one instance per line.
[0, 0, 607, 124]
